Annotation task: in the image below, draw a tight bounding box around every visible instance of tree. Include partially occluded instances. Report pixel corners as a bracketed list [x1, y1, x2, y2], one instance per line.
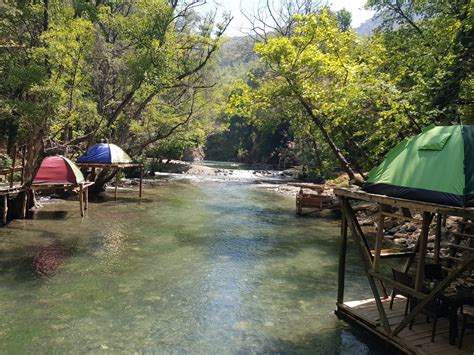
[0, 0, 232, 196]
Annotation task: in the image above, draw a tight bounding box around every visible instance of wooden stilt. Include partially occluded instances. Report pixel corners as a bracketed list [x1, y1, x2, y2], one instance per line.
[84, 186, 89, 210]
[340, 198, 392, 335]
[79, 184, 84, 217]
[21, 190, 28, 219]
[2, 194, 7, 225]
[139, 164, 143, 198]
[115, 170, 119, 202]
[434, 213, 442, 264]
[337, 213, 348, 304]
[373, 204, 386, 273]
[415, 211, 432, 291]
[9, 145, 17, 188]
[20, 146, 25, 185]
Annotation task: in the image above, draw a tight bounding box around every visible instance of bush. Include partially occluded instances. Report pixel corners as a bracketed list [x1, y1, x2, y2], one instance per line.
[0, 153, 12, 169]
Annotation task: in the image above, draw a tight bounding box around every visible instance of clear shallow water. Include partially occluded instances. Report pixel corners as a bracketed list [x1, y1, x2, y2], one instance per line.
[0, 180, 382, 353]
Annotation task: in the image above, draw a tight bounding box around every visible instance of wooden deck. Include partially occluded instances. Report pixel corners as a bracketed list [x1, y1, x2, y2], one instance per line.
[336, 296, 473, 354]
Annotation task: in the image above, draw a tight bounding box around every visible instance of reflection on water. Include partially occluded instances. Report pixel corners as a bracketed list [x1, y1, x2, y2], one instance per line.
[0, 181, 383, 353]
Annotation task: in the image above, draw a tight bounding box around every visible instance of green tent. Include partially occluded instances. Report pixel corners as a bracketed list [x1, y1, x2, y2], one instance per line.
[363, 125, 474, 207]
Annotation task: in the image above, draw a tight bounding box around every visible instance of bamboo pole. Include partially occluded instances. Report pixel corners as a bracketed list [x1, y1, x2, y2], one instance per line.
[340, 198, 392, 335]
[337, 212, 348, 304]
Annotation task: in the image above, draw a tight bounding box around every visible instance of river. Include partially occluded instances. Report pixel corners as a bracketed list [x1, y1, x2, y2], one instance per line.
[0, 167, 384, 353]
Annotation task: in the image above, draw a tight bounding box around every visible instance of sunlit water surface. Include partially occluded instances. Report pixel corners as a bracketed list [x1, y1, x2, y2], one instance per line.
[0, 179, 383, 353]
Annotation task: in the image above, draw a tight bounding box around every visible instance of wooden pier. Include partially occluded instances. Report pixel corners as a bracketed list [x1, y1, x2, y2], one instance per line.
[337, 296, 472, 354]
[334, 187, 474, 354]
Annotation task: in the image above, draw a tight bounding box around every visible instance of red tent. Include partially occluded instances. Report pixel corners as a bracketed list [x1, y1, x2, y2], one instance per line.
[33, 156, 85, 185]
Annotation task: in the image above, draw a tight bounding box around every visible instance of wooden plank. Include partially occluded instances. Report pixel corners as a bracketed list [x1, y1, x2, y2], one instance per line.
[450, 231, 474, 239]
[334, 188, 474, 218]
[381, 211, 422, 223]
[337, 213, 348, 304]
[368, 271, 427, 300]
[447, 243, 474, 251]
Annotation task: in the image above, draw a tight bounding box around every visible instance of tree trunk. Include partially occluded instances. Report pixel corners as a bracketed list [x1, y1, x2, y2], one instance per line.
[294, 92, 359, 183]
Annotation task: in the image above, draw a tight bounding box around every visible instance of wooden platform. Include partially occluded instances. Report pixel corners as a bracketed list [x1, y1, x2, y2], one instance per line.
[336, 296, 473, 354]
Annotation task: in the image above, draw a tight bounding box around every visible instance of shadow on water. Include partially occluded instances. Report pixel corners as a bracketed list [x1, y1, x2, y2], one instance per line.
[0, 235, 80, 284]
[32, 210, 68, 220]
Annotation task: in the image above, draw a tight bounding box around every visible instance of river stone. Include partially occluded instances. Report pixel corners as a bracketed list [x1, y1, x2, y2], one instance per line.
[394, 238, 407, 245]
[359, 218, 374, 226]
[394, 232, 407, 239]
[407, 223, 417, 232]
[427, 242, 435, 249]
[388, 226, 399, 234]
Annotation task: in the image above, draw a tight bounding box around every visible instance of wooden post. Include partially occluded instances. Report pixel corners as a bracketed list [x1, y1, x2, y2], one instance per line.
[2, 194, 7, 225]
[373, 204, 386, 273]
[139, 164, 143, 198]
[415, 211, 432, 291]
[79, 184, 84, 217]
[337, 211, 348, 304]
[115, 170, 119, 202]
[434, 213, 442, 264]
[21, 190, 28, 219]
[20, 145, 26, 185]
[9, 144, 17, 188]
[84, 186, 89, 210]
[340, 198, 392, 335]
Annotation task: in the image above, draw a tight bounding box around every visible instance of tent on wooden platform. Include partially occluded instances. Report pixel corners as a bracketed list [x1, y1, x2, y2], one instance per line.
[34, 156, 84, 185]
[76, 143, 142, 200]
[32, 156, 93, 216]
[363, 125, 474, 207]
[77, 143, 131, 164]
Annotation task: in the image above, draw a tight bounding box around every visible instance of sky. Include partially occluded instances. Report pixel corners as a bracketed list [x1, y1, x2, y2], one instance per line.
[197, 0, 375, 37]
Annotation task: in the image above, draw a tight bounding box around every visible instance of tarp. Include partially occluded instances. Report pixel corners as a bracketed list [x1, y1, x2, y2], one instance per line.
[77, 143, 132, 164]
[34, 156, 84, 185]
[363, 125, 474, 207]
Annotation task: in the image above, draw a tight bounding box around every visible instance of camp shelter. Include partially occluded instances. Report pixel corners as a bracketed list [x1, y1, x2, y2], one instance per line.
[77, 143, 131, 164]
[334, 125, 474, 353]
[32, 156, 93, 216]
[76, 143, 143, 200]
[363, 125, 474, 207]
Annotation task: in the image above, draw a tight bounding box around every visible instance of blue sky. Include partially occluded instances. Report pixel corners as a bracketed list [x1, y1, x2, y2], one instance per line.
[197, 0, 374, 37]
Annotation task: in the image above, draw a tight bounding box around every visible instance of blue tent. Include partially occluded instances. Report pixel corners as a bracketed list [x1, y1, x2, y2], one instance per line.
[77, 143, 132, 164]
